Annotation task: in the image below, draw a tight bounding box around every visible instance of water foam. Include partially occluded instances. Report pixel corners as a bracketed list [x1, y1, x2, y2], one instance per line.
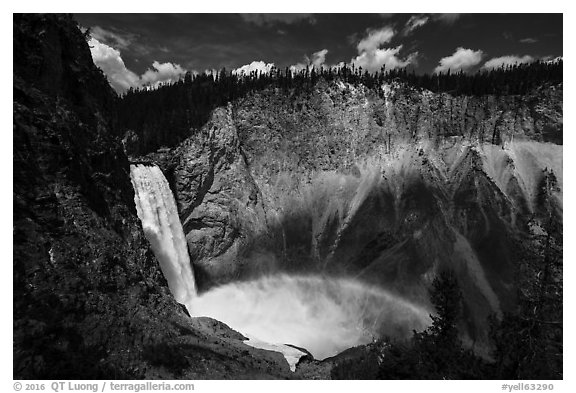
[130, 164, 431, 368]
[189, 274, 431, 360]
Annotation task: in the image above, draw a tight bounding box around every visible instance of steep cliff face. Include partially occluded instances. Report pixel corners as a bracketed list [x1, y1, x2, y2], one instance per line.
[13, 14, 295, 379]
[161, 105, 269, 288]
[166, 80, 562, 347]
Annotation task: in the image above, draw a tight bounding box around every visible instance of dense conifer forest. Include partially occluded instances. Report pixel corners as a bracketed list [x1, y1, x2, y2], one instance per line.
[118, 60, 563, 154]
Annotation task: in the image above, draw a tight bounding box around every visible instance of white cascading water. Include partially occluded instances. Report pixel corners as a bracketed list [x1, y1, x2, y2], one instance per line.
[130, 164, 197, 308]
[190, 274, 431, 360]
[130, 164, 431, 370]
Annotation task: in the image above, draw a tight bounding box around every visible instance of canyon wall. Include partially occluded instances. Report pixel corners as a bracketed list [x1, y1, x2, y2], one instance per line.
[161, 80, 562, 348]
[13, 14, 295, 379]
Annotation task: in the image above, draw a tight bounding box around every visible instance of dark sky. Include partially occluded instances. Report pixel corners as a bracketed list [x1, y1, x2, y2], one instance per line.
[74, 13, 563, 93]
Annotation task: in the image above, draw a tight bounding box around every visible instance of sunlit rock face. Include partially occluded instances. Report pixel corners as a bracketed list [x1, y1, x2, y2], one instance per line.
[169, 105, 269, 289]
[160, 81, 561, 350]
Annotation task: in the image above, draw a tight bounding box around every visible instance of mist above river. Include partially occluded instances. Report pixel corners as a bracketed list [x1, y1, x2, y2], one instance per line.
[189, 274, 431, 359]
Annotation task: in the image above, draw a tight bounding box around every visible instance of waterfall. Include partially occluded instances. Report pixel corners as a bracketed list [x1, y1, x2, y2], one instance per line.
[129, 164, 431, 371]
[130, 164, 197, 309]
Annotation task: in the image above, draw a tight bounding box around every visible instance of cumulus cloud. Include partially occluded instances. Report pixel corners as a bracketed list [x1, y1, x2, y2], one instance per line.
[543, 56, 562, 64]
[311, 49, 329, 67]
[289, 63, 306, 73]
[351, 27, 417, 72]
[332, 61, 347, 71]
[140, 61, 187, 88]
[232, 60, 275, 76]
[88, 37, 187, 94]
[352, 46, 418, 72]
[88, 37, 139, 93]
[482, 55, 534, 70]
[357, 27, 395, 53]
[290, 49, 329, 72]
[434, 47, 484, 73]
[403, 15, 429, 35]
[240, 13, 316, 26]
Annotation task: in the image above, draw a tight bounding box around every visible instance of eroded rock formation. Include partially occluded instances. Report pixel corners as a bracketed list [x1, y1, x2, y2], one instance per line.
[161, 80, 562, 350]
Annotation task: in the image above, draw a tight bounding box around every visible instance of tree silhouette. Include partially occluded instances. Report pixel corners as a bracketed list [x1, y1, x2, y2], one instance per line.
[375, 270, 486, 379]
[117, 59, 562, 155]
[490, 169, 563, 379]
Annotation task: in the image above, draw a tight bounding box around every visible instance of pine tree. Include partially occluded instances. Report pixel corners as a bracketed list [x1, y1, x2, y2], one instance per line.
[378, 270, 486, 379]
[490, 169, 562, 379]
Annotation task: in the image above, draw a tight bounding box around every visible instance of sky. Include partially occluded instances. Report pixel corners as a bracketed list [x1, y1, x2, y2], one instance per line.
[74, 13, 563, 94]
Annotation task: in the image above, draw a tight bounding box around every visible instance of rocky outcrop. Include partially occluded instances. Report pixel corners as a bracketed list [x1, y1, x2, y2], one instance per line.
[13, 14, 297, 379]
[164, 104, 269, 288]
[167, 80, 562, 349]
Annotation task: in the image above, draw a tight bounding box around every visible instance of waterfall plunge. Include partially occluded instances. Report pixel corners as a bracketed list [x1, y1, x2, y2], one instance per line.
[129, 164, 431, 369]
[130, 164, 197, 308]
[190, 274, 431, 360]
